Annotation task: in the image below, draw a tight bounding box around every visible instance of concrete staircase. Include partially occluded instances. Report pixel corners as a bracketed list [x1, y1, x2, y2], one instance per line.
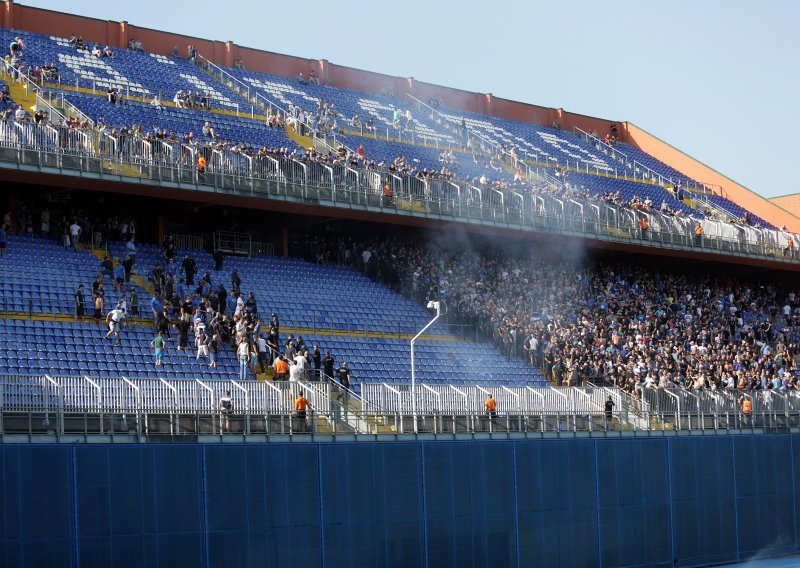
[4, 74, 37, 113]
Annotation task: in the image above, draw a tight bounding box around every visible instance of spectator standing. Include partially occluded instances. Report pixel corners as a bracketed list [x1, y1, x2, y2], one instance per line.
[209, 334, 220, 368]
[740, 396, 753, 426]
[323, 350, 335, 379]
[485, 394, 497, 419]
[122, 255, 134, 283]
[93, 287, 104, 321]
[75, 284, 85, 318]
[196, 326, 209, 362]
[274, 356, 289, 381]
[125, 237, 136, 265]
[294, 392, 309, 432]
[104, 306, 125, 344]
[604, 396, 615, 430]
[312, 345, 322, 378]
[150, 293, 162, 324]
[337, 362, 351, 403]
[174, 317, 190, 351]
[256, 334, 269, 374]
[182, 255, 197, 286]
[129, 289, 139, 317]
[69, 219, 81, 249]
[219, 390, 233, 433]
[40, 208, 50, 235]
[151, 331, 166, 366]
[213, 249, 224, 271]
[237, 339, 250, 381]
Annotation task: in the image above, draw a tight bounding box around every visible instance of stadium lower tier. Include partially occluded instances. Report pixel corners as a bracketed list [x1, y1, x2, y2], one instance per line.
[0, 319, 544, 386]
[1, 436, 797, 568]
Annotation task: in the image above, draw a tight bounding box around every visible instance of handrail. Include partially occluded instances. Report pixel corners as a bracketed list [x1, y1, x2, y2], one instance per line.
[0, 119, 796, 262]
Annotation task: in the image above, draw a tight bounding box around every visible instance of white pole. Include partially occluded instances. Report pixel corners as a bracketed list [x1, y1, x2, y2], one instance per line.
[411, 301, 440, 433]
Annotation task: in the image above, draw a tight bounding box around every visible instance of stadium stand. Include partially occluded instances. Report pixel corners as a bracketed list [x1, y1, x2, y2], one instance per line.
[0, 23, 797, 402]
[0, 233, 544, 387]
[0, 24, 779, 234]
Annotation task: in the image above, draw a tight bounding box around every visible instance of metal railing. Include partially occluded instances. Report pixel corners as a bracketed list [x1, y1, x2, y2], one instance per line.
[0, 120, 797, 264]
[213, 230, 252, 256]
[171, 233, 204, 250]
[3, 375, 800, 439]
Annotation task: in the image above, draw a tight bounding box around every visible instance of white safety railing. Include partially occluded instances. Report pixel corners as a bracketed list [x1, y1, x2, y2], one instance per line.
[0, 119, 797, 264]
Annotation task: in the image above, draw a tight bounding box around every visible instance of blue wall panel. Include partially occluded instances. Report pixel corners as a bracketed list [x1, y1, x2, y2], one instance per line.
[1, 435, 800, 567]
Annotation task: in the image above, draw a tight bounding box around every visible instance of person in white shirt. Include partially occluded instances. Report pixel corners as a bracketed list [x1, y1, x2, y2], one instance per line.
[288, 359, 302, 382]
[294, 352, 307, 380]
[69, 221, 81, 249]
[256, 335, 269, 373]
[150, 93, 163, 112]
[237, 339, 250, 381]
[104, 307, 125, 344]
[195, 327, 209, 361]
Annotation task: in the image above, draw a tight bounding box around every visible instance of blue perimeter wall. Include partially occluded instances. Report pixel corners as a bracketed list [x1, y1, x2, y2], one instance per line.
[1, 435, 799, 568]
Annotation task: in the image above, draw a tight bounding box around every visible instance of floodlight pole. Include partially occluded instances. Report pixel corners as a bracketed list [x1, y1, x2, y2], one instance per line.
[411, 301, 440, 433]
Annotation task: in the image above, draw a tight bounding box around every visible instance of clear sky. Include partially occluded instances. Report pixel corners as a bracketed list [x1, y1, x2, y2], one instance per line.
[16, 0, 800, 198]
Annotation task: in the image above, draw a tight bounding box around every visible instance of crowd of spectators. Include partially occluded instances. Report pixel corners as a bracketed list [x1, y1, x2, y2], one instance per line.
[300, 234, 800, 399]
[71, 232, 351, 387]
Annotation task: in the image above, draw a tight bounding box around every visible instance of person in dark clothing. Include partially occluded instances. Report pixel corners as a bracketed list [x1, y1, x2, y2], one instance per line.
[323, 351, 335, 379]
[122, 255, 134, 283]
[213, 249, 224, 271]
[155, 309, 171, 337]
[231, 271, 241, 293]
[173, 317, 191, 351]
[101, 256, 114, 279]
[182, 255, 196, 286]
[75, 284, 85, 317]
[337, 362, 351, 403]
[312, 345, 322, 377]
[217, 284, 227, 315]
[266, 330, 279, 365]
[245, 292, 258, 318]
[162, 236, 176, 263]
[604, 396, 615, 430]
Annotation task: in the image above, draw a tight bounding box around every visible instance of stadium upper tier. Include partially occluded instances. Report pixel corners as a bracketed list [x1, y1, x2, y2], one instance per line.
[0, 25, 787, 235]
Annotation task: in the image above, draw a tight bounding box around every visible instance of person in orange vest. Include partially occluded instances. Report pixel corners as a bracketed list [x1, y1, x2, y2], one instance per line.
[639, 217, 648, 238]
[740, 396, 752, 426]
[694, 222, 704, 242]
[383, 182, 394, 207]
[197, 154, 206, 178]
[273, 356, 289, 381]
[485, 394, 497, 418]
[294, 391, 309, 432]
[785, 236, 794, 258]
